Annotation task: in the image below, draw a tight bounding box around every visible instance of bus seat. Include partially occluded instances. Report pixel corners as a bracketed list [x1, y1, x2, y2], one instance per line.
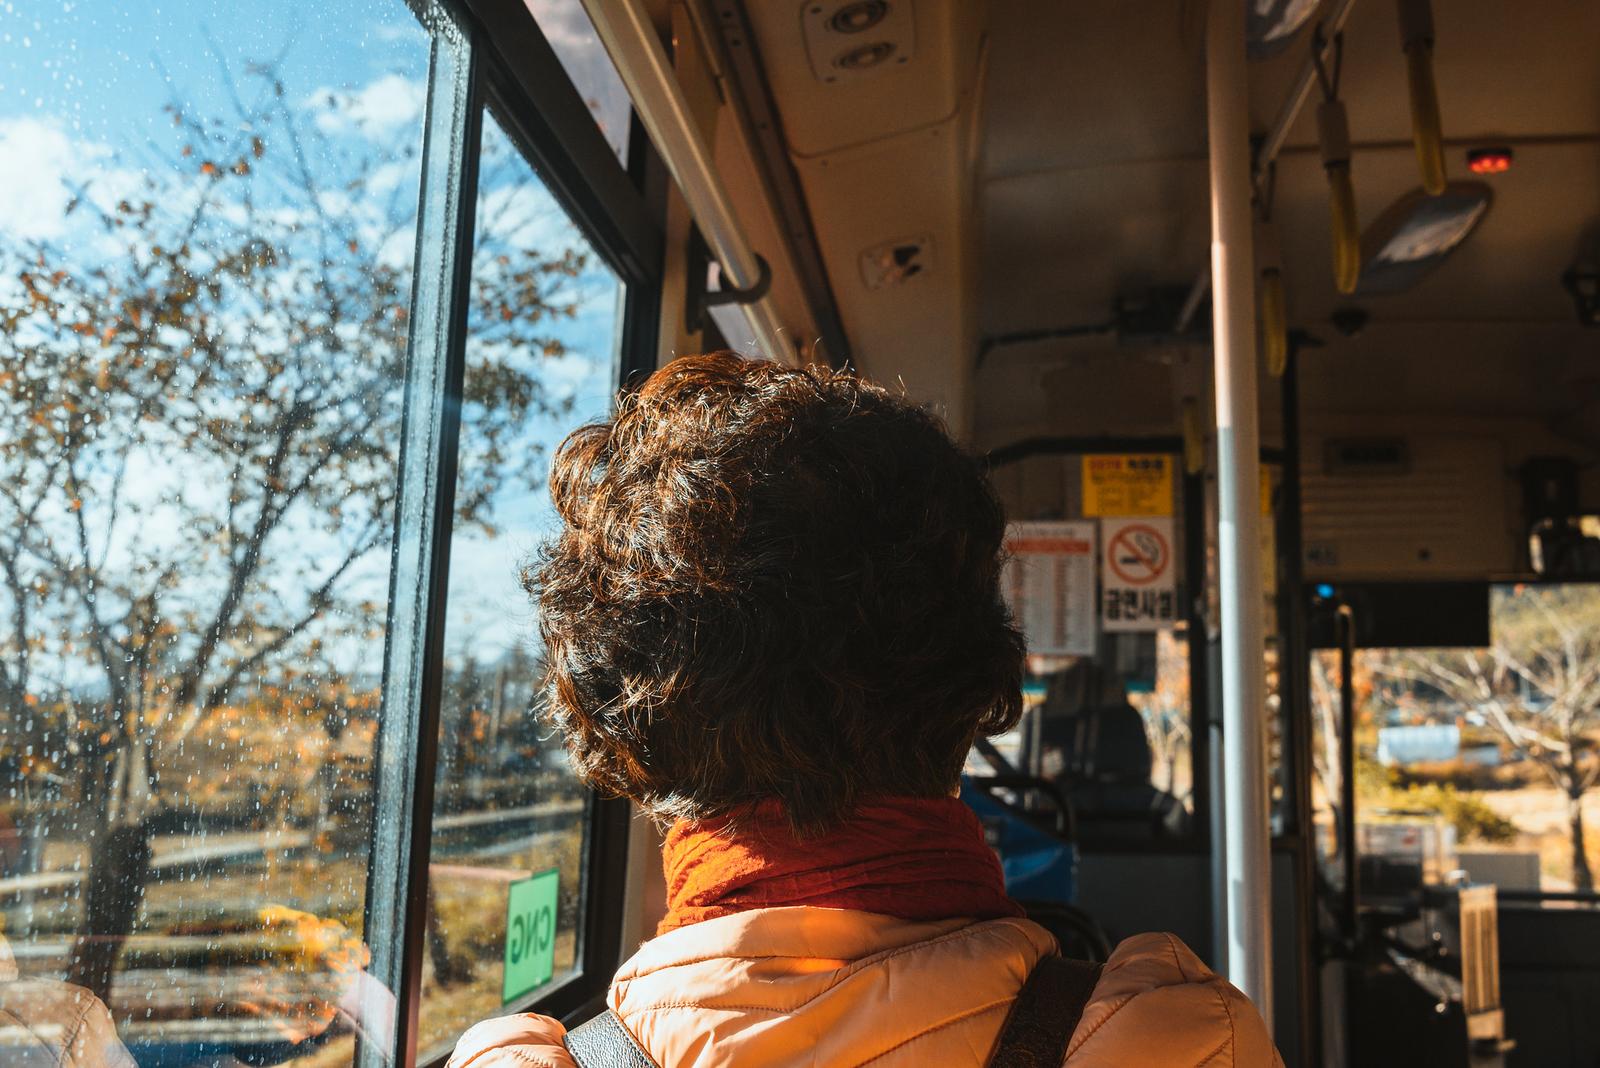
[1047, 703, 1191, 841]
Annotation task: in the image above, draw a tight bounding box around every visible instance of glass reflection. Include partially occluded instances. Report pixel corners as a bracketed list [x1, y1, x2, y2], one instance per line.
[524, 0, 633, 162]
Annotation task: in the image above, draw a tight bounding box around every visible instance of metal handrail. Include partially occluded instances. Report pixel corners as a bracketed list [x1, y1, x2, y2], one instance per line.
[577, 0, 794, 363]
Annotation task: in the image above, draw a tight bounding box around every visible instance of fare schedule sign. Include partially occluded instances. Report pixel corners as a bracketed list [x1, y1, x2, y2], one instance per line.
[1101, 517, 1178, 631]
[1004, 521, 1097, 656]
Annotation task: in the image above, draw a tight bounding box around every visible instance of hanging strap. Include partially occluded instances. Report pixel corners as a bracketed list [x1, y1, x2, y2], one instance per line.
[988, 956, 1105, 1068]
[563, 1009, 661, 1068]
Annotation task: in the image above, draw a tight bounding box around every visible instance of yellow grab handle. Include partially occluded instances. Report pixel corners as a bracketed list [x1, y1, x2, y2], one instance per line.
[1318, 99, 1361, 294]
[1404, 43, 1447, 194]
[1327, 163, 1361, 294]
[1260, 267, 1288, 377]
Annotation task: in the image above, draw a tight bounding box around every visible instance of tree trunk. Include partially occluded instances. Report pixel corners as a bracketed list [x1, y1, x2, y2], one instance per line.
[67, 735, 155, 1004]
[1569, 790, 1594, 894]
[66, 819, 152, 1003]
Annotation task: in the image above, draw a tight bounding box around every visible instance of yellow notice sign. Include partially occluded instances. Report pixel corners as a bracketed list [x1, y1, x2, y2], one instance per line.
[1081, 455, 1173, 517]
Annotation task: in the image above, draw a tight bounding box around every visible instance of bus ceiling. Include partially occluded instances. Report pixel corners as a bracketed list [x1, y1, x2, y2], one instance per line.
[627, 0, 1599, 449]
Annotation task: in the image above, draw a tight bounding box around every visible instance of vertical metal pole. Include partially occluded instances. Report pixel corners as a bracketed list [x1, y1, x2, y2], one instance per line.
[1206, 0, 1273, 1026]
[1207, 639, 1229, 975]
[1337, 606, 1359, 947]
[1281, 340, 1325, 1066]
[1184, 470, 1212, 856]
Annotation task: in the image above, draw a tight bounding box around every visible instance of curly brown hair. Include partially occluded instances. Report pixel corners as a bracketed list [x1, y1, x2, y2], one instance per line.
[527, 352, 1024, 832]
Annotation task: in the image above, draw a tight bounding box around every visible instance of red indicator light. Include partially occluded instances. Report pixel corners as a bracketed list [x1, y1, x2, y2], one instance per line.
[1467, 147, 1513, 175]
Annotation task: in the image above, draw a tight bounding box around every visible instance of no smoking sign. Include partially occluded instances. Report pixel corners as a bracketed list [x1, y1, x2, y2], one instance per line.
[1101, 517, 1177, 631]
[1107, 522, 1170, 586]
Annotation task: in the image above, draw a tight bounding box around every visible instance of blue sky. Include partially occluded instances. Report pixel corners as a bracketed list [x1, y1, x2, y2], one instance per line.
[1, 0, 628, 681]
[0, 0, 427, 145]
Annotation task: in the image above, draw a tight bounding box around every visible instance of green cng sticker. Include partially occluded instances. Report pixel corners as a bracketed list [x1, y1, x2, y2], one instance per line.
[502, 869, 559, 1003]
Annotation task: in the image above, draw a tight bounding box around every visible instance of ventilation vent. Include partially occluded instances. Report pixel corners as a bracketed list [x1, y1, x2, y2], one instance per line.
[802, 1, 916, 85]
[859, 235, 932, 289]
[1325, 437, 1409, 476]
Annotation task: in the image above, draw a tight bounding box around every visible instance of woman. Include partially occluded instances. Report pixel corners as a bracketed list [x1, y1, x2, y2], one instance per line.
[450, 353, 1281, 1067]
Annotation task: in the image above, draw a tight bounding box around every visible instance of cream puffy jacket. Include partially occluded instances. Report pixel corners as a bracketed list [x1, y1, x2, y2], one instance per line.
[448, 906, 1283, 1068]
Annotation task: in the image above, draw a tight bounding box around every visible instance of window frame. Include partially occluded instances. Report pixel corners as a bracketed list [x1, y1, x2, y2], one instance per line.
[363, 2, 661, 1065]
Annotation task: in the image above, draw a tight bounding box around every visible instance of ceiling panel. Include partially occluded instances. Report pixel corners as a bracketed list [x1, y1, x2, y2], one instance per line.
[981, 159, 1209, 332]
[981, 0, 1205, 180]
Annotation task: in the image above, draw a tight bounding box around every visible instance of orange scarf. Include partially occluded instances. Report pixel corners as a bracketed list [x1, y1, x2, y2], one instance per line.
[658, 796, 1023, 935]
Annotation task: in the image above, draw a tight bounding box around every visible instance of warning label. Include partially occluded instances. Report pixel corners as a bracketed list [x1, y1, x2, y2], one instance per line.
[1082, 455, 1173, 517]
[1101, 517, 1178, 631]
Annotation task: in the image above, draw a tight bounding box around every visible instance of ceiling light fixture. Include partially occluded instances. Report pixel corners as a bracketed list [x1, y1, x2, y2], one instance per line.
[1355, 182, 1493, 296]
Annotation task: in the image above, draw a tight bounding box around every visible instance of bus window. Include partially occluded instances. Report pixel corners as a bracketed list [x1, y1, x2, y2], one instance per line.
[0, 0, 430, 1062]
[1313, 582, 1600, 904]
[416, 107, 624, 1060]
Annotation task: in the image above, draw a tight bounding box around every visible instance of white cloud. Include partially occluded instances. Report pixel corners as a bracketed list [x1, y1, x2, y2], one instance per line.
[307, 73, 426, 136]
[0, 116, 105, 241]
[366, 158, 415, 196]
[371, 20, 428, 46]
[0, 115, 151, 257]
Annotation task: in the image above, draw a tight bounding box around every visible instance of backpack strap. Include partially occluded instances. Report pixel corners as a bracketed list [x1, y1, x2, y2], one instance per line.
[988, 956, 1105, 1068]
[563, 1009, 661, 1068]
